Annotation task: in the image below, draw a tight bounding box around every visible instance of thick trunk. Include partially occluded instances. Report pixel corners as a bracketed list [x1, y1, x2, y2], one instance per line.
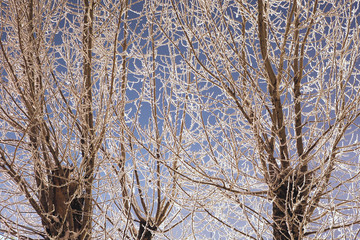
[137, 220, 157, 240]
[272, 174, 307, 240]
[44, 168, 84, 239]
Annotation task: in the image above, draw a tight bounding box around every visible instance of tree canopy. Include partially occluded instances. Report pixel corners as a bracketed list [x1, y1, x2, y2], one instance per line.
[0, 0, 360, 239]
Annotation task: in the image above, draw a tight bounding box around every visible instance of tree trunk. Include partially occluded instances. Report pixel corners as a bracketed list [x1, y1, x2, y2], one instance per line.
[273, 173, 307, 240]
[44, 167, 84, 239]
[137, 220, 157, 240]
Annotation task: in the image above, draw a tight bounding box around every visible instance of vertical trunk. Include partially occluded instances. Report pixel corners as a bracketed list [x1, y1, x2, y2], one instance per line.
[256, 1, 308, 238]
[273, 174, 307, 240]
[137, 220, 157, 240]
[45, 167, 84, 239]
[79, 1, 95, 239]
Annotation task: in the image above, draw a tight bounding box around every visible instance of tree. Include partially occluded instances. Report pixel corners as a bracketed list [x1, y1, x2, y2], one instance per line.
[100, 1, 190, 239]
[0, 0, 113, 238]
[1, 0, 360, 239]
[158, 0, 360, 239]
[0, 0, 187, 239]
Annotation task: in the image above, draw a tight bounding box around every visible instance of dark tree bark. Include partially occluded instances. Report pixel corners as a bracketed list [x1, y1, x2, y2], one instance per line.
[44, 167, 84, 239]
[137, 220, 157, 240]
[273, 173, 308, 240]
